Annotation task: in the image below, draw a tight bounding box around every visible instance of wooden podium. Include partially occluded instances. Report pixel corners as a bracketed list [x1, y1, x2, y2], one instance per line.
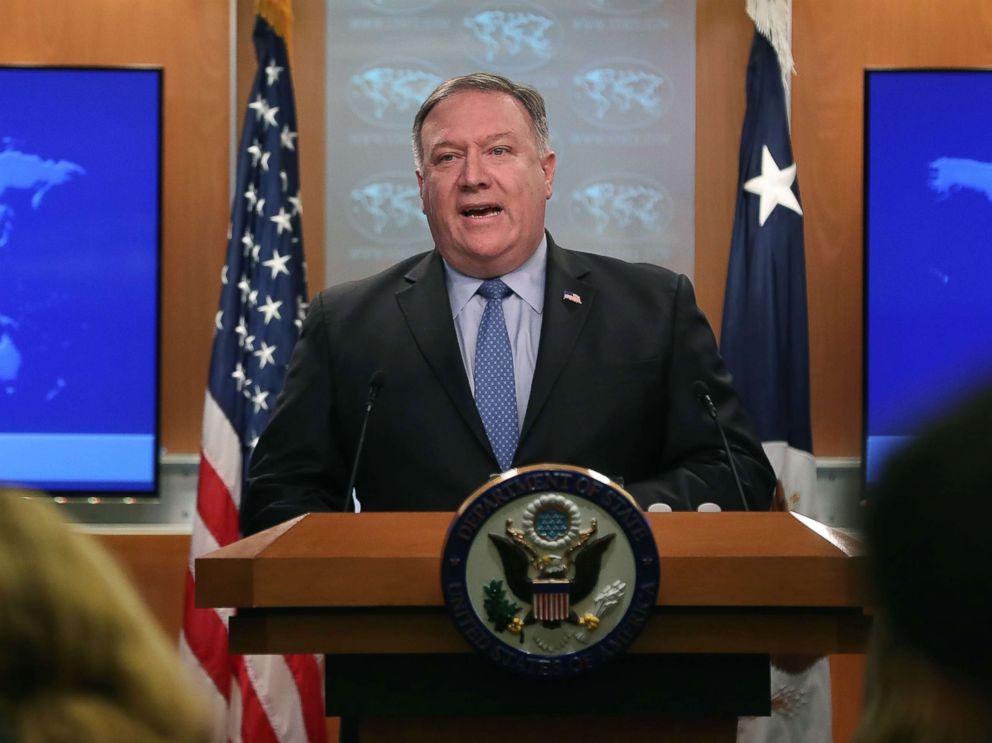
[196, 511, 870, 742]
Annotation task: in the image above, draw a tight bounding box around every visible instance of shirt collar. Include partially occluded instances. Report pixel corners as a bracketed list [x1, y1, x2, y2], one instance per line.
[443, 235, 547, 318]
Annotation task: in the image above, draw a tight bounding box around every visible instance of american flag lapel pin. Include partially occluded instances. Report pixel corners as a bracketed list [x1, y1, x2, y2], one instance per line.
[563, 291, 582, 305]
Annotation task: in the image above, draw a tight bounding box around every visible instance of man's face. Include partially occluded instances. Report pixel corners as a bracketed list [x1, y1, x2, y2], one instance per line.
[416, 90, 556, 278]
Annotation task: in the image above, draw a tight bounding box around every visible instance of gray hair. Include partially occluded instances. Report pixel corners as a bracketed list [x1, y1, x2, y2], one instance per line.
[411, 72, 550, 171]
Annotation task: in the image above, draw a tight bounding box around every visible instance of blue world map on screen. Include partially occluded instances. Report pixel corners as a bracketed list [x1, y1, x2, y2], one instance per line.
[0, 67, 160, 492]
[866, 70, 992, 480]
[0, 146, 87, 387]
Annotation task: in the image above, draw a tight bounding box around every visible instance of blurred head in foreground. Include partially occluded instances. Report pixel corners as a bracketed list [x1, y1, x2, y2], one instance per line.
[0, 489, 210, 743]
[857, 387, 992, 742]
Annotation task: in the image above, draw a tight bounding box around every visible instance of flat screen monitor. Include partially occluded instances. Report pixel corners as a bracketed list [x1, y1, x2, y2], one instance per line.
[0, 66, 162, 496]
[864, 69, 992, 484]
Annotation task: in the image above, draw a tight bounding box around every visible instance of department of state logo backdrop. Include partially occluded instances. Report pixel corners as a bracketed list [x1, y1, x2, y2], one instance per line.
[570, 60, 673, 130]
[441, 465, 660, 677]
[461, 3, 562, 72]
[348, 60, 443, 130]
[581, 0, 666, 15]
[347, 172, 427, 244]
[360, 0, 440, 14]
[569, 173, 672, 242]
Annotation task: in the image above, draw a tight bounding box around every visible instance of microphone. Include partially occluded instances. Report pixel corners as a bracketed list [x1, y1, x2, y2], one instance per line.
[692, 380, 749, 512]
[343, 370, 385, 513]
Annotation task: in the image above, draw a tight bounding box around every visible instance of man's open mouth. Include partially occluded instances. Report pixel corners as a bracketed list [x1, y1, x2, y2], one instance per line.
[460, 205, 503, 218]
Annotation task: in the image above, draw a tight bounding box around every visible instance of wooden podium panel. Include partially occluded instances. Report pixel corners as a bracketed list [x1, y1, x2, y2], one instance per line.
[196, 511, 870, 657]
[196, 512, 869, 741]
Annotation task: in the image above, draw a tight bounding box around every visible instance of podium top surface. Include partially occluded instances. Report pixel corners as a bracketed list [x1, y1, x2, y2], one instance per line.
[196, 511, 867, 611]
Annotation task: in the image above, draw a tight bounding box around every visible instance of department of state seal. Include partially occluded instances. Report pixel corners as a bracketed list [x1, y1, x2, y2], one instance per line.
[441, 464, 660, 677]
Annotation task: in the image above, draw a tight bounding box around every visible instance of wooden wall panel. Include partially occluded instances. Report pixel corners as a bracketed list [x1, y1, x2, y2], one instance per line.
[1, 0, 231, 454]
[793, 0, 992, 455]
[96, 532, 191, 640]
[694, 0, 753, 332]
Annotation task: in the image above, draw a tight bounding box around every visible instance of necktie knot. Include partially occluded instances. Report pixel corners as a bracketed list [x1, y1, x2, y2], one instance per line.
[478, 278, 512, 302]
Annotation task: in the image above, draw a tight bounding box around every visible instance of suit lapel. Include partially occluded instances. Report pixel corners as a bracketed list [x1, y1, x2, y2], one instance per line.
[520, 235, 595, 442]
[395, 251, 493, 459]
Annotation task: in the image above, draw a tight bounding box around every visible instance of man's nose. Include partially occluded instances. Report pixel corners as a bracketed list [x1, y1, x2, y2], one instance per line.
[458, 151, 489, 189]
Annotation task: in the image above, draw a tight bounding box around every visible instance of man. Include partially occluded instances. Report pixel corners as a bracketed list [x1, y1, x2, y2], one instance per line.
[242, 73, 774, 534]
[855, 387, 992, 742]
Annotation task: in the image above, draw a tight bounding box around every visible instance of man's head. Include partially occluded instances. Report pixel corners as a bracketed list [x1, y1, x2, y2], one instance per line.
[867, 386, 992, 695]
[412, 73, 556, 278]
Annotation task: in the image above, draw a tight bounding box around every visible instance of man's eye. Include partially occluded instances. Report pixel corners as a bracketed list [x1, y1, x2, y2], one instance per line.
[437, 153, 455, 163]
[491, 147, 507, 156]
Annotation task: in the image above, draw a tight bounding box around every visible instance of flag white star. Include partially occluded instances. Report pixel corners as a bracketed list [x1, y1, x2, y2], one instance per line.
[241, 229, 254, 251]
[265, 60, 284, 86]
[260, 151, 271, 172]
[254, 341, 277, 369]
[743, 145, 804, 226]
[255, 197, 266, 216]
[244, 334, 256, 351]
[280, 170, 288, 193]
[257, 295, 283, 324]
[248, 289, 259, 307]
[280, 126, 297, 151]
[244, 182, 259, 209]
[231, 362, 248, 390]
[262, 249, 291, 279]
[270, 207, 293, 235]
[251, 386, 270, 413]
[247, 95, 268, 121]
[214, 310, 223, 330]
[295, 295, 309, 330]
[237, 278, 251, 302]
[247, 141, 263, 167]
[263, 105, 280, 129]
[288, 192, 302, 216]
[235, 316, 248, 344]
[221, 265, 228, 285]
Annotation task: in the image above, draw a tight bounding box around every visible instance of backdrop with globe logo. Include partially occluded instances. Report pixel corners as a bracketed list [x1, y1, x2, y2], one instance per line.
[326, 0, 695, 283]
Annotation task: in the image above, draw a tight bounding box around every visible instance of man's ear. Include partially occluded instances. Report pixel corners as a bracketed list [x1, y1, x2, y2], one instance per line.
[542, 151, 557, 200]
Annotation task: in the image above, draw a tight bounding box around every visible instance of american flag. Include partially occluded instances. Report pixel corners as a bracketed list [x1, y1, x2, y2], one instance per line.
[180, 4, 325, 742]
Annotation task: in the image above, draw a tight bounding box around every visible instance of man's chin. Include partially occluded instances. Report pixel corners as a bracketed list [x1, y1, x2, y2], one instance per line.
[441, 240, 528, 278]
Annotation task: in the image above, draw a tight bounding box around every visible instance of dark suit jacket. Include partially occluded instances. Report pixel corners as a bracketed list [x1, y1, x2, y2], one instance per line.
[242, 234, 774, 534]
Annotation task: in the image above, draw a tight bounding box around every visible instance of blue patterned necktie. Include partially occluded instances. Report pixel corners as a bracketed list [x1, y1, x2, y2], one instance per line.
[474, 278, 519, 472]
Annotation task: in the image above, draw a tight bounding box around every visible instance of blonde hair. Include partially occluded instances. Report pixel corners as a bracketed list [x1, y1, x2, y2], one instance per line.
[0, 490, 211, 743]
[855, 613, 992, 743]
